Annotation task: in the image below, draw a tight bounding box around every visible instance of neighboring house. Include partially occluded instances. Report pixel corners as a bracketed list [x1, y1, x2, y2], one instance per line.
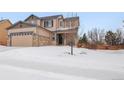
[0, 20, 12, 46]
[7, 14, 79, 47]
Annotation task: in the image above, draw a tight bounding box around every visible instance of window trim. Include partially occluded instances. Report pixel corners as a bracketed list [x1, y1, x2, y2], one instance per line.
[44, 20, 53, 28]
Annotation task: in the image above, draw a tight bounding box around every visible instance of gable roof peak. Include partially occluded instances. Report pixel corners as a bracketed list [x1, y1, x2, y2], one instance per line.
[24, 14, 40, 21]
[0, 19, 12, 25]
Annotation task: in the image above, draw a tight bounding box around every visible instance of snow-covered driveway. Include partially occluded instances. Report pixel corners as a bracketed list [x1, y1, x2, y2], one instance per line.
[0, 46, 124, 80]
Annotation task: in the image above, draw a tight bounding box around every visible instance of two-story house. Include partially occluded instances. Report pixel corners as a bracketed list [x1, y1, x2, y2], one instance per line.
[7, 14, 79, 47]
[0, 19, 12, 46]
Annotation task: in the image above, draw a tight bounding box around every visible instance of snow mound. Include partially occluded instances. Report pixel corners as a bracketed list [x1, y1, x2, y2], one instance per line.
[0, 46, 124, 80]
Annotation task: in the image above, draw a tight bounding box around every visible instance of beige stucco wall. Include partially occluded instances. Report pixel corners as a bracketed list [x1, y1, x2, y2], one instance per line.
[36, 27, 51, 38]
[26, 19, 41, 26]
[65, 33, 77, 45]
[34, 27, 52, 46]
[64, 18, 79, 28]
[50, 32, 56, 45]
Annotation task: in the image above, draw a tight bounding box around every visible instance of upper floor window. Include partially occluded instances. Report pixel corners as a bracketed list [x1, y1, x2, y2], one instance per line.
[44, 20, 53, 28]
[60, 21, 64, 28]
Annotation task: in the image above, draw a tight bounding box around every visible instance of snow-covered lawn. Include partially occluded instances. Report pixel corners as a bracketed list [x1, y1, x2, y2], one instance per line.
[0, 45, 124, 80]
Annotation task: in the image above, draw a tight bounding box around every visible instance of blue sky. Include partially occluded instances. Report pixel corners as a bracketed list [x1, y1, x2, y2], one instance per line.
[0, 12, 124, 33]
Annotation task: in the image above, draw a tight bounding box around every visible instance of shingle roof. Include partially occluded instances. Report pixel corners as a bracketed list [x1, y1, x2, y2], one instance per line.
[7, 21, 34, 29]
[7, 21, 52, 33]
[64, 17, 79, 20]
[24, 14, 63, 21]
[0, 19, 12, 25]
[40, 15, 63, 20]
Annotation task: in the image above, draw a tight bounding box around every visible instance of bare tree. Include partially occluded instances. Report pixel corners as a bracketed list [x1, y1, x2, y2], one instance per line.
[88, 28, 105, 44]
[99, 29, 105, 44]
[116, 29, 123, 45]
[88, 29, 95, 44]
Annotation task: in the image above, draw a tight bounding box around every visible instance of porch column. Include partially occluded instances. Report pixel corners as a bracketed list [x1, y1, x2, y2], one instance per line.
[64, 33, 66, 45]
[55, 33, 57, 45]
[9, 34, 12, 46]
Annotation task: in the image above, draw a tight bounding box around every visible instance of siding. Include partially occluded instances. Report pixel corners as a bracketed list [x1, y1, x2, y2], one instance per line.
[0, 20, 12, 45]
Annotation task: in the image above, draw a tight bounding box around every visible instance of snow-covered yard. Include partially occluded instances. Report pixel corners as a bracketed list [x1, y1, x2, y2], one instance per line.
[0, 45, 124, 80]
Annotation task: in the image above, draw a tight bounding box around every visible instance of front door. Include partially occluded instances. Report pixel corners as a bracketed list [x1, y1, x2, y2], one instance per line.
[57, 34, 63, 45]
